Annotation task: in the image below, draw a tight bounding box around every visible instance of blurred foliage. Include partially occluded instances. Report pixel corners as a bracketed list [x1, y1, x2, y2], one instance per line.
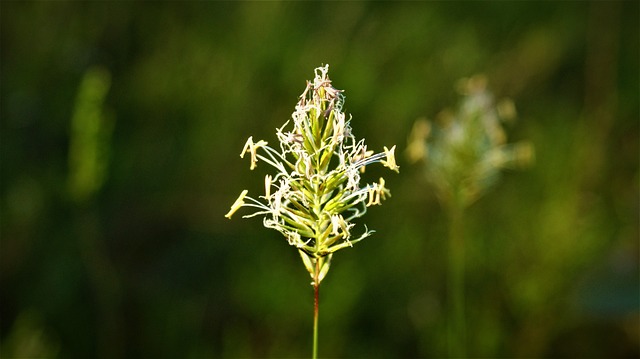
[1, 2, 638, 358]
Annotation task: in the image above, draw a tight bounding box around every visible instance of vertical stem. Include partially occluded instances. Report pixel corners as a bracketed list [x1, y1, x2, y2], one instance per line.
[312, 258, 320, 359]
[447, 198, 466, 358]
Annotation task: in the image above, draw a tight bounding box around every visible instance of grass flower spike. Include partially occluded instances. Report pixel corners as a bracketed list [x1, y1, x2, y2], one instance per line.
[226, 64, 397, 358]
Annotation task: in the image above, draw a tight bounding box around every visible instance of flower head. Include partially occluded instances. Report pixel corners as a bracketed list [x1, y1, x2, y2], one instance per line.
[408, 75, 534, 207]
[226, 65, 397, 283]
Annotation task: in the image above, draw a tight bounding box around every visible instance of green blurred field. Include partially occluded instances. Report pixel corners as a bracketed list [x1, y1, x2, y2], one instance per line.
[1, 2, 638, 358]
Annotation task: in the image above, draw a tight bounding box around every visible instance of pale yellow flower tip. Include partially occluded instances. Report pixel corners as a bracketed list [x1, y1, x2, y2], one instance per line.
[264, 174, 272, 200]
[382, 145, 400, 173]
[378, 177, 391, 200]
[240, 136, 268, 170]
[240, 137, 253, 158]
[225, 189, 248, 219]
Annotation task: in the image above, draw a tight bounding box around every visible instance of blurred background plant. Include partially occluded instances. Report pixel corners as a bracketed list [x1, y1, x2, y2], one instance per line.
[1, 2, 638, 358]
[407, 76, 534, 358]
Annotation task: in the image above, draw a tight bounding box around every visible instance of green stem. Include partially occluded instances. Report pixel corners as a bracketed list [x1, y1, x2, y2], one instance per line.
[447, 197, 466, 358]
[312, 258, 320, 359]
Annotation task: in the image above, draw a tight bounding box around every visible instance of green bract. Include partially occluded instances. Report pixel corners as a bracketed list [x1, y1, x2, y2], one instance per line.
[226, 64, 398, 284]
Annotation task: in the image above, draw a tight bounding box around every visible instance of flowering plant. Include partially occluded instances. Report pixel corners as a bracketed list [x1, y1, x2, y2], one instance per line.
[226, 65, 398, 358]
[407, 75, 533, 358]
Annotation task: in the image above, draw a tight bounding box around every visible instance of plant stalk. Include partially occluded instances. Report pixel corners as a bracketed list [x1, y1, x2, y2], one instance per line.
[312, 258, 320, 359]
[447, 196, 466, 358]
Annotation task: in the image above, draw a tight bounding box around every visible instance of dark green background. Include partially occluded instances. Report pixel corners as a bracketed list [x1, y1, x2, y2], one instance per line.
[2, 2, 638, 358]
